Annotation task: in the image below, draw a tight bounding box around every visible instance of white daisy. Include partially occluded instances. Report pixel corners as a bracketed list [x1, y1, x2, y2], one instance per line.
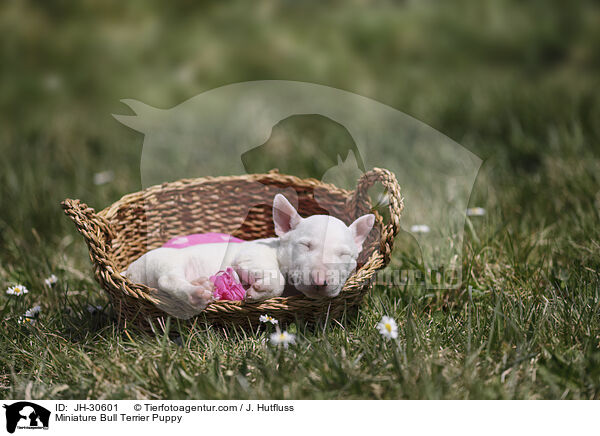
[377, 316, 399, 340]
[466, 207, 486, 217]
[19, 316, 36, 325]
[410, 224, 430, 234]
[259, 314, 279, 325]
[6, 285, 29, 296]
[25, 306, 41, 317]
[19, 305, 41, 325]
[44, 274, 58, 287]
[269, 330, 296, 348]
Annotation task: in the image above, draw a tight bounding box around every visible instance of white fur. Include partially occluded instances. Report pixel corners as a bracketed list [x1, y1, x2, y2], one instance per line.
[122, 194, 374, 319]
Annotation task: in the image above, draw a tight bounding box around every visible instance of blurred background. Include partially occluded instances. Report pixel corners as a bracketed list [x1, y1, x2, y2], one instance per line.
[1, 0, 599, 278]
[2, 0, 600, 400]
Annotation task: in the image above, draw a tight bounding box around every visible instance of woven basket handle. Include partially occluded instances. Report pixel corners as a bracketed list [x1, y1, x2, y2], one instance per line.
[61, 199, 114, 254]
[349, 168, 403, 265]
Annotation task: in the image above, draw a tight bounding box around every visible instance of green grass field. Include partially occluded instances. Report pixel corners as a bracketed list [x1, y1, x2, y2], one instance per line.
[1, 0, 600, 399]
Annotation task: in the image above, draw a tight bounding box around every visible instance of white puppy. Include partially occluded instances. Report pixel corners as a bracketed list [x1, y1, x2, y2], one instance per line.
[123, 194, 374, 318]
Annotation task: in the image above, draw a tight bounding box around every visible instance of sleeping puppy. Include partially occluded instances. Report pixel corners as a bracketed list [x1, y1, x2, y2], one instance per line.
[123, 194, 375, 318]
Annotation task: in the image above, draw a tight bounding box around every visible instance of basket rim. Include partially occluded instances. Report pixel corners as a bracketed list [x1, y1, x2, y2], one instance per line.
[97, 170, 353, 222]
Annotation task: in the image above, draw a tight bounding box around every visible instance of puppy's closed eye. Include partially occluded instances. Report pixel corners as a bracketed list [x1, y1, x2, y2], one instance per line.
[299, 240, 313, 250]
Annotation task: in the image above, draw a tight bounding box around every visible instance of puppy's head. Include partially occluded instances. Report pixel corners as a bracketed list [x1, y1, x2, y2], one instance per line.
[273, 194, 374, 298]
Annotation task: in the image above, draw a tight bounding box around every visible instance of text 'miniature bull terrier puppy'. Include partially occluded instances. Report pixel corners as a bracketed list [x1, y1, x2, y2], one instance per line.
[123, 194, 375, 318]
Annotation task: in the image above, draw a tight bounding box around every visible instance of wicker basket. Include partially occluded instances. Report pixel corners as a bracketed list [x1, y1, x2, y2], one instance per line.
[61, 168, 403, 330]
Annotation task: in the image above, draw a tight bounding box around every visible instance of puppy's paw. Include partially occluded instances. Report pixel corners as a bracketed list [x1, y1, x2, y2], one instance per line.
[188, 278, 215, 309]
[190, 276, 213, 288]
[244, 280, 283, 302]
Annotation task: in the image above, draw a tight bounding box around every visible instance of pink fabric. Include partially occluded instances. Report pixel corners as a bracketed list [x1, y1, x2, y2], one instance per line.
[162, 232, 244, 248]
[162, 233, 247, 301]
[210, 268, 246, 301]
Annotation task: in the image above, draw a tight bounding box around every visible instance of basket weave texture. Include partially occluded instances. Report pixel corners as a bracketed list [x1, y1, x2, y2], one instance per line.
[61, 168, 403, 330]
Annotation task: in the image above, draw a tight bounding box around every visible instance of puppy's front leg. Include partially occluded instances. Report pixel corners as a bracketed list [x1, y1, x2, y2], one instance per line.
[232, 245, 284, 302]
[157, 274, 215, 310]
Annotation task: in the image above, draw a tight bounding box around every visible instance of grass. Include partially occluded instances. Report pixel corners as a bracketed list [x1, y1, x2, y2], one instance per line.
[1, 0, 600, 399]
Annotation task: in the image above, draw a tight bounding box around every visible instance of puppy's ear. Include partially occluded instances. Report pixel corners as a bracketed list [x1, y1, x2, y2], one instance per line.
[273, 194, 302, 236]
[349, 214, 375, 250]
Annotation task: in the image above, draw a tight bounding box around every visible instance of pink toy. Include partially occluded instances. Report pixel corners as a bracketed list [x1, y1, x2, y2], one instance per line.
[162, 232, 244, 249]
[163, 233, 247, 301]
[210, 267, 246, 301]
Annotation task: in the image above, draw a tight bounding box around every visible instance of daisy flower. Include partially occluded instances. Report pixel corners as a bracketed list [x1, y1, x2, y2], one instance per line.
[377, 316, 398, 340]
[25, 305, 41, 317]
[19, 305, 41, 325]
[19, 317, 36, 325]
[259, 314, 279, 325]
[466, 207, 486, 217]
[269, 329, 296, 348]
[410, 224, 430, 234]
[6, 285, 29, 296]
[44, 274, 58, 287]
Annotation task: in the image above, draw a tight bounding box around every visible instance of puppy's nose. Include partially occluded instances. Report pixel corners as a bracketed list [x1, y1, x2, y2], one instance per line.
[311, 270, 328, 287]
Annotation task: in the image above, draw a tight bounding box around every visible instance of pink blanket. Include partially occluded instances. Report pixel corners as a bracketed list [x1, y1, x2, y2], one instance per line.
[162, 232, 244, 248]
